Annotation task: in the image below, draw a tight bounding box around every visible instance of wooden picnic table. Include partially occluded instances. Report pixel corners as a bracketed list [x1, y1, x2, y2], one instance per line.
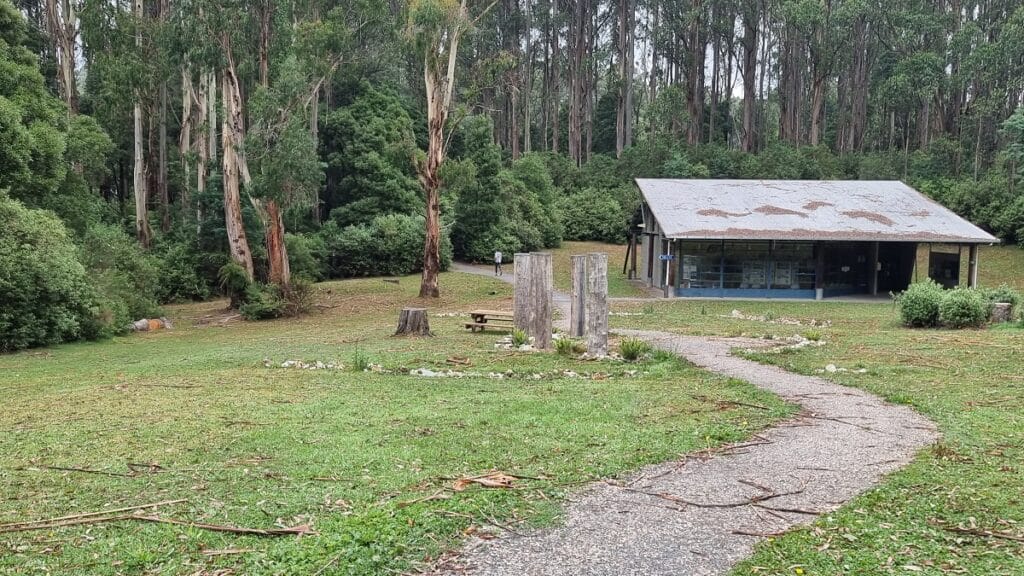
[465, 309, 514, 332]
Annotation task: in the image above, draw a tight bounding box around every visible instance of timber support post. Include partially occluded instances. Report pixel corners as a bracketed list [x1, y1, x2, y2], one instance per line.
[968, 244, 979, 288]
[570, 253, 609, 356]
[868, 241, 880, 296]
[514, 252, 553, 349]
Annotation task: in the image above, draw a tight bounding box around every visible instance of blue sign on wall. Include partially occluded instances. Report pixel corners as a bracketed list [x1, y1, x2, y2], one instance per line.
[658, 254, 674, 261]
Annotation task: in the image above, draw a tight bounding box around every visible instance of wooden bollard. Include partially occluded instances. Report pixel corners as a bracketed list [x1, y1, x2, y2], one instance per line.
[570, 253, 608, 356]
[513, 252, 553, 349]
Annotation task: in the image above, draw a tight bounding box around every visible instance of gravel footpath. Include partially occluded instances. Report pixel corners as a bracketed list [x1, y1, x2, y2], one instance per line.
[443, 263, 939, 575]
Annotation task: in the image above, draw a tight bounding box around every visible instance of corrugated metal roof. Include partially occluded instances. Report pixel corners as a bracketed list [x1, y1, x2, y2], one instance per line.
[636, 179, 999, 244]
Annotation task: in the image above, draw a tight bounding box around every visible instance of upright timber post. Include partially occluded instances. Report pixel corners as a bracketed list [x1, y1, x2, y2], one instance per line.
[814, 241, 825, 300]
[570, 253, 609, 356]
[968, 244, 979, 288]
[868, 241, 880, 296]
[514, 252, 553, 349]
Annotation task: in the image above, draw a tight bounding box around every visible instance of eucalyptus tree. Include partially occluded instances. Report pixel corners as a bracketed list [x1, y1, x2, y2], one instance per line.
[406, 0, 482, 298]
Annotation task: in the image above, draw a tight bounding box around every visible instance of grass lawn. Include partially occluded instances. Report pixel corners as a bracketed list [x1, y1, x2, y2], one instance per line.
[547, 241, 650, 298]
[0, 272, 787, 575]
[609, 246, 1024, 575]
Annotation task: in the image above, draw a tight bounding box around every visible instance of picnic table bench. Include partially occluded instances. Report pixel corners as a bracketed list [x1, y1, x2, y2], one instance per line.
[465, 309, 514, 332]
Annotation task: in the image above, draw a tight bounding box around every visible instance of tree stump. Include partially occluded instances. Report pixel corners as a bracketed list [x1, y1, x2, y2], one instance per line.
[514, 252, 553, 349]
[991, 303, 1013, 323]
[570, 253, 609, 355]
[394, 308, 433, 336]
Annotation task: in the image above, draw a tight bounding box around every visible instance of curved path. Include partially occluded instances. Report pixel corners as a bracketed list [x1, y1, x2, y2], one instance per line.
[445, 263, 938, 575]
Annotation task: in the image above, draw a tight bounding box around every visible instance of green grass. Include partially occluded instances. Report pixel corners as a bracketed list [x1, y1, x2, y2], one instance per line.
[548, 241, 651, 298]
[0, 272, 787, 575]
[609, 279, 1024, 573]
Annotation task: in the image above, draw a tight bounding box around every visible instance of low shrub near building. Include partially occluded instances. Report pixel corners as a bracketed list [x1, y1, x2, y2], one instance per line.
[896, 280, 945, 328]
[939, 287, 990, 328]
[983, 284, 1021, 312]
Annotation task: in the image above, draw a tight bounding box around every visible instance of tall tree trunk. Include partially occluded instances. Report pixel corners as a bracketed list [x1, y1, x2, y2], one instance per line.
[417, 0, 468, 298]
[685, 0, 705, 146]
[45, 0, 78, 114]
[567, 0, 585, 166]
[180, 66, 193, 215]
[221, 54, 255, 279]
[523, 0, 533, 154]
[648, 1, 659, 142]
[159, 78, 170, 231]
[809, 77, 825, 146]
[615, 0, 634, 157]
[133, 0, 150, 248]
[741, 1, 757, 152]
[550, 0, 560, 154]
[259, 0, 272, 88]
[265, 199, 290, 288]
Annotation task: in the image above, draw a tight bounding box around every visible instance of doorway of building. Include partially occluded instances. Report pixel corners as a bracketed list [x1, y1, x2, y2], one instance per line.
[878, 242, 917, 294]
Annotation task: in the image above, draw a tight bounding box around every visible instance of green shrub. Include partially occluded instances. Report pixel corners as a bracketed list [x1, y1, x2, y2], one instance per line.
[619, 337, 651, 362]
[558, 188, 628, 244]
[152, 239, 213, 302]
[79, 224, 162, 330]
[285, 233, 327, 281]
[896, 280, 945, 328]
[320, 214, 452, 278]
[239, 284, 285, 320]
[939, 287, 989, 328]
[510, 328, 530, 347]
[218, 262, 252, 309]
[982, 284, 1021, 311]
[0, 196, 97, 351]
[281, 278, 316, 317]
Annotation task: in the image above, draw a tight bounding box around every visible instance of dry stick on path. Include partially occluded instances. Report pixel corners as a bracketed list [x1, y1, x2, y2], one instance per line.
[610, 482, 806, 510]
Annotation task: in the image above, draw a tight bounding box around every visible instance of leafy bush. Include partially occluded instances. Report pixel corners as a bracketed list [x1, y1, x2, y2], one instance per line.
[982, 284, 1021, 311]
[152, 239, 212, 302]
[619, 337, 651, 362]
[281, 278, 316, 317]
[320, 214, 451, 278]
[896, 280, 945, 328]
[939, 287, 990, 328]
[559, 188, 629, 244]
[78, 224, 162, 334]
[0, 196, 97, 351]
[285, 233, 327, 281]
[239, 284, 285, 321]
[218, 262, 251, 309]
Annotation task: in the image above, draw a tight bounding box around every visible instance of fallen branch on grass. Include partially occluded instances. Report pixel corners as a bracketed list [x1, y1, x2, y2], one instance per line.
[397, 490, 451, 508]
[933, 521, 1024, 544]
[131, 516, 315, 537]
[0, 499, 187, 533]
[16, 465, 135, 478]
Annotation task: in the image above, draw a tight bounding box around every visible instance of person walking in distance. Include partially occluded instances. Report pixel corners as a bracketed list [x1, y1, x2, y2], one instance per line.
[494, 250, 503, 276]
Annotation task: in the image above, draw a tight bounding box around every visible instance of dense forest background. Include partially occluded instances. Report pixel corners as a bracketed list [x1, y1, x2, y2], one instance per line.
[1, 0, 1024, 349]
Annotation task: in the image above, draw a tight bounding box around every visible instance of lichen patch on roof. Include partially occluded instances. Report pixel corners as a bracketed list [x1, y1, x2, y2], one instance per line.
[636, 179, 998, 244]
